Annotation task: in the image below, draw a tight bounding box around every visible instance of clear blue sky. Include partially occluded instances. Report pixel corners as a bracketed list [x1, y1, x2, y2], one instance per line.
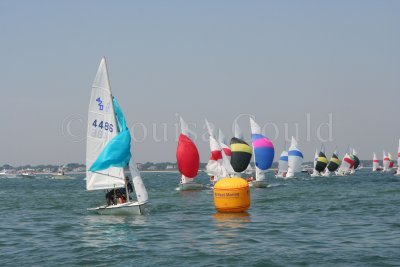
[1, 0, 399, 165]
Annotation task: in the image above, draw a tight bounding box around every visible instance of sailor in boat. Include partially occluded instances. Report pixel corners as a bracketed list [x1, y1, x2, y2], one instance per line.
[105, 176, 133, 206]
[246, 176, 255, 182]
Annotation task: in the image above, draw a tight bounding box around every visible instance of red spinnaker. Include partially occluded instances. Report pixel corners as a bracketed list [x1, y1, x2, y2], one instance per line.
[176, 134, 200, 178]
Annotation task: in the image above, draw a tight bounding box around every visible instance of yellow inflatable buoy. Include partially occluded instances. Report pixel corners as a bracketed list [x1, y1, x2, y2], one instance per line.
[213, 177, 250, 213]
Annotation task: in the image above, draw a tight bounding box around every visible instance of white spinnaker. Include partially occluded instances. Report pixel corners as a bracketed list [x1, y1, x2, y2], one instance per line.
[278, 151, 289, 173]
[206, 136, 224, 178]
[129, 158, 148, 204]
[86, 58, 125, 191]
[339, 153, 352, 172]
[372, 152, 379, 171]
[288, 136, 303, 173]
[388, 153, 394, 171]
[383, 151, 390, 171]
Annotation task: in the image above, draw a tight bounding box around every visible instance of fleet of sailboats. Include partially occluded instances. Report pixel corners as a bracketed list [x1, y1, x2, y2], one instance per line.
[5, 57, 398, 216]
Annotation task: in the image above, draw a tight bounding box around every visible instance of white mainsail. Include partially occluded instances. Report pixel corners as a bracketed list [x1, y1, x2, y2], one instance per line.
[129, 158, 148, 204]
[218, 129, 231, 160]
[205, 119, 224, 181]
[250, 118, 264, 181]
[311, 149, 319, 176]
[179, 117, 195, 184]
[86, 58, 125, 191]
[313, 149, 318, 169]
[234, 120, 244, 140]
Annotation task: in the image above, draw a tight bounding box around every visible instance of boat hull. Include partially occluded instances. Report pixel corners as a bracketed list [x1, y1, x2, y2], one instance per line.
[18, 174, 35, 178]
[88, 201, 146, 215]
[179, 182, 203, 191]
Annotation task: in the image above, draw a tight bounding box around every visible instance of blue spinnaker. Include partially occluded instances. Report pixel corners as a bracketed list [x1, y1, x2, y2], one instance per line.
[89, 98, 131, 172]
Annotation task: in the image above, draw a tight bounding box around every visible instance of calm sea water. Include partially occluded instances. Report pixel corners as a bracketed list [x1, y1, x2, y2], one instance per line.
[0, 170, 399, 266]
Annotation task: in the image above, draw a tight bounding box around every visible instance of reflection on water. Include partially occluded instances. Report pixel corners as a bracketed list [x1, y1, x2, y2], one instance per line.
[81, 214, 149, 248]
[211, 212, 251, 253]
[213, 212, 251, 229]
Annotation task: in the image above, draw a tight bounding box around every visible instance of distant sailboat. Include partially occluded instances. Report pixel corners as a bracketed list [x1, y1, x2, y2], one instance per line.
[372, 152, 380, 171]
[310, 149, 320, 177]
[276, 150, 288, 178]
[351, 149, 360, 174]
[395, 140, 400, 176]
[249, 118, 274, 188]
[205, 119, 222, 183]
[313, 150, 328, 177]
[205, 119, 233, 183]
[383, 151, 390, 172]
[286, 136, 303, 178]
[176, 117, 202, 190]
[230, 122, 252, 176]
[388, 153, 395, 169]
[323, 151, 340, 176]
[218, 129, 232, 160]
[86, 57, 148, 215]
[336, 153, 354, 176]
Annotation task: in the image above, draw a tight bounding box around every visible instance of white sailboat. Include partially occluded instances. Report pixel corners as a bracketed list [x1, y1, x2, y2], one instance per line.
[383, 151, 390, 172]
[205, 119, 224, 183]
[0, 169, 17, 178]
[396, 140, 400, 176]
[286, 136, 304, 178]
[53, 165, 72, 179]
[372, 152, 381, 171]
[336, 153, 354, 176]
[86, 57, 148, 215]
[205, 119, 234, 183]
[323, 151, 340, 177]
[18, 169, 36, 178]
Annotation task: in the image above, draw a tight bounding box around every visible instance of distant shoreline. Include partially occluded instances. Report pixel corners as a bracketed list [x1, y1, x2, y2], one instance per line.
[36, 170, 182, 175]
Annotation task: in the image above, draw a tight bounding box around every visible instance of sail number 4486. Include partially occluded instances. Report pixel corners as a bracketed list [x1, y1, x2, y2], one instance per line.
[92, 120, 113, 132]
